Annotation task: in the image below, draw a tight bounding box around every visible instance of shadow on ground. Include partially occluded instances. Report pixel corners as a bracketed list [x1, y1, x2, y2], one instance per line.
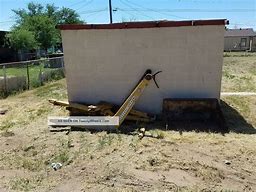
[220, 100, 256, 134]
[144, 100, 255, 134]
[53, 100, 256, 135]
[124, 99, 256, 135]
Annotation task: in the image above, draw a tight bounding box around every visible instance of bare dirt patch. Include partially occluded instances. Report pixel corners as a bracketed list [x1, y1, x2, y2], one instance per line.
[0, 52, 256, 191]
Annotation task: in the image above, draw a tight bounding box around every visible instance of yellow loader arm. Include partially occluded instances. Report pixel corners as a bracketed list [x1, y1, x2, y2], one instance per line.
[114, 69, 162, 127]
[49, 69, 161, 130]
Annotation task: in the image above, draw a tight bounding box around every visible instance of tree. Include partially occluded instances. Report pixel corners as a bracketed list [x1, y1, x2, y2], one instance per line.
[13, 2, 84, 25]
[9, 2, 84, 51]
[6, 28, 37, 51]
[21, 15, 59, 51]
[56, 7, 84, 24]
[12, 2, 44, 24]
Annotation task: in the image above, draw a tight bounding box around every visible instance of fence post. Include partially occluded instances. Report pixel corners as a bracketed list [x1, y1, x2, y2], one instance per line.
[3, 65, 7, 95]
[61, 57, 64, 68]
[39, 67, 43, 86]
[61, 57, 65, 76]
[26, 62, 30, 90]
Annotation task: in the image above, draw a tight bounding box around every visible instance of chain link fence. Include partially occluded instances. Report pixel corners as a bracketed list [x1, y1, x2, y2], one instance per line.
[0, 57, 65, 97]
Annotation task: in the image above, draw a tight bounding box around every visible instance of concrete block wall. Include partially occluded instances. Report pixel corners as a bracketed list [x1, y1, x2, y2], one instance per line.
[60, 21, 225, 114]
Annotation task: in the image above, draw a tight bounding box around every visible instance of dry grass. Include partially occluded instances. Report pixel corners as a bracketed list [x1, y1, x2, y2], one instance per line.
[0, 80, 68, 131]
[0, 53, 255, 191]
[222, 96, 256, 133]
[222, 52, 256, 92]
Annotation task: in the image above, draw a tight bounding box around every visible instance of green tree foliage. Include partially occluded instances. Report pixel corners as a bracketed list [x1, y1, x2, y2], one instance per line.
[6, 28, 38, 50]
[21, 15, 59, 50]
[8, 2, 84, 51]
[56, 7, 83, 24]
[13, 2, 84, 25]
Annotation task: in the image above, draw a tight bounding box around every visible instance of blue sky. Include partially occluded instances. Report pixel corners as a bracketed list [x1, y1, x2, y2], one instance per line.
[0, 0, 255, 31]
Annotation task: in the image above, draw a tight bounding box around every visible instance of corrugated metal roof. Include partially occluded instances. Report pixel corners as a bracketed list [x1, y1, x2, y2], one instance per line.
[57, 19, 228, 30]
[225, 28, 256, 37]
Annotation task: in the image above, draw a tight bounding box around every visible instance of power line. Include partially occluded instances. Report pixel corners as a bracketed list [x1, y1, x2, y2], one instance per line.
[122, 0, 188, 20]
[68, 0, 88, 8]
[115, 8, 148, 21]
[117, 8, 137, 21]
[175, 0, 251, 3]
[119, 0, 155, 20]
[75, 0, 94, 11]
[79, 8, 108, 15]
[84, 10, 108, 19]
[230, 23, 256, 27]
[0, 20, 16, 23]
[116, 8, 256, 13]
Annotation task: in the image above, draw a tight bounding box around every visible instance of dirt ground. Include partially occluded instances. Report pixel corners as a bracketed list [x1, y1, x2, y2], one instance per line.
[0, 53, 256, 191]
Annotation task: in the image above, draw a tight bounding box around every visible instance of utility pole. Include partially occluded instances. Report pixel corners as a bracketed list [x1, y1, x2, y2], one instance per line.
[108, 0, 113, 23]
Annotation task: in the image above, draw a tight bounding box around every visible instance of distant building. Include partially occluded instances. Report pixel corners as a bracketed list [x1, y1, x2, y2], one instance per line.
[224, 28, 256, 52]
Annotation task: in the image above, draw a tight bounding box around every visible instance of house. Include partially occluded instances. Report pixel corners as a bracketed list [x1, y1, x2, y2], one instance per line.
[224, 28, 256, 52]
[58, 19, 227, 114]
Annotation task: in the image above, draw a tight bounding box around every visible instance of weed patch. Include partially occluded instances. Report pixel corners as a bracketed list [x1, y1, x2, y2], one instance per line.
[9, 175, 44, 191]
[97, 134, 115, 149]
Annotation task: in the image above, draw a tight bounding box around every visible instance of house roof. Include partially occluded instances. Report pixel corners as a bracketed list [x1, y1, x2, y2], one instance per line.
[57, 19, 228, 30]
[225, 28, 256, 37]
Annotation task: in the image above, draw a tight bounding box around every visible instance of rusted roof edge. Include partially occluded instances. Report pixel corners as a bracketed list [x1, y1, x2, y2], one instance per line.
[57, 19, 229, 30]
